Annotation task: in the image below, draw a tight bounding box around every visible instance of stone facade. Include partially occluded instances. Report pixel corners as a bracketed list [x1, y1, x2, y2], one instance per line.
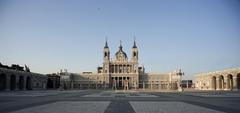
[194, 68, 240, 91]
[47, 74, 60, 89]
[0, 67, 47, 91]
[60, 40, 183, 90]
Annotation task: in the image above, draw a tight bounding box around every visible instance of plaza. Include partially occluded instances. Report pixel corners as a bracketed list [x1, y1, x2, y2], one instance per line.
[0, 90, 240, 113]
[1, 0, 240, 113]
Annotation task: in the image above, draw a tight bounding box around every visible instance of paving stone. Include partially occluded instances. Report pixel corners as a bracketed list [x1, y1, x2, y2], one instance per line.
[183, 92, 240, 97]
[10, 101, 110, 113]
[0, 90, 84, 97]
[130, 101, 224, 113]
[104, 100, 135, 113]
[83, 91, 158, 97]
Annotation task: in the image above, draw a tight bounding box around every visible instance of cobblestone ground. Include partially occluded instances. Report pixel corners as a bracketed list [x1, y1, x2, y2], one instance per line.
[0, 90, 240, 113]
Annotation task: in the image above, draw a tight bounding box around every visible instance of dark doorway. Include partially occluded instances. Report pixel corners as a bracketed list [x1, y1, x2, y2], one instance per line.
[47, 78, 53, 88]
[0, 74, 6, 90]
[26, 77, 31, 90]
[212, 76, 216, 90]
[119, 77, 123, 89]
[10, 75, 16, 90]
[237, 74, 240, 89]
[19, 76, 24, 90]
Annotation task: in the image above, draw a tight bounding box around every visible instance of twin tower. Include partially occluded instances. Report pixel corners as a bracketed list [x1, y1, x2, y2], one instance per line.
[103, 40, 139, 62]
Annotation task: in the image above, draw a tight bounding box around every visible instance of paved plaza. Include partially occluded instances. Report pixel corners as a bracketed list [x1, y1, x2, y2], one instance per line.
[0, 90, 240, 113]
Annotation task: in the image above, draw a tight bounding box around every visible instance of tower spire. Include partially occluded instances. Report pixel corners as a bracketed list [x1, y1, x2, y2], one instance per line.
[133, 36, 137, 48]
[119, 40, 122, 49]
[104, 37, 108, 48]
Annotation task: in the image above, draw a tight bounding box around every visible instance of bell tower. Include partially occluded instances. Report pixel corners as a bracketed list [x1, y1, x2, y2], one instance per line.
[103, 40, 110, 62]
[131, 39, 138, 61]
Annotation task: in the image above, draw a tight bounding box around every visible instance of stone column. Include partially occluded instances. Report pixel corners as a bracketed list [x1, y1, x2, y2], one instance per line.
[224, 77, 230, 90]
[122, 65, 123, 73]
[210, 78, 215, 90]
[119, 65, 121, 73]
[209, 79, 212, 90]
[131, 77, 133, 88]
[117, 65, 118, 73]
[121, 65, 123, 73]
[120, 65, 121, 73]
[113, 65, 115, 73]
[151, 81, 153, 90]
[233, 76, 238, 91]
[123, 65, 124, 73]
[129, 65, 132, 73]
[216, 77, 221, 90]
[221, 78, 224, 90]
[128, 77, 130, 88]
[132, 65, 134, 73]
[117, 77, 119, 88]
[124, 65, 126, 73]
[143, 81, 145, 90]
[121, 77, 123, 88]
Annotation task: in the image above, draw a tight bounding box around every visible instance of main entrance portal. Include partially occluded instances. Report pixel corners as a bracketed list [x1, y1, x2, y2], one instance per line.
[111, 77, 130, 90]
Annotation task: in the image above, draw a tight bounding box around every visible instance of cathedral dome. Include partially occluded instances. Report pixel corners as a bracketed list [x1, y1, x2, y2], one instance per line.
[115, 42, 128, 61]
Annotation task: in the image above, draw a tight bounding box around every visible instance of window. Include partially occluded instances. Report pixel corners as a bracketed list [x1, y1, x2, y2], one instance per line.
[104, 52, 107, 57]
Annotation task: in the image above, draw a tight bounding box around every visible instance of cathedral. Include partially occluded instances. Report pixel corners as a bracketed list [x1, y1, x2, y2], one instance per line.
[60, 40, 184, 90]
[99, 40, 141, 89]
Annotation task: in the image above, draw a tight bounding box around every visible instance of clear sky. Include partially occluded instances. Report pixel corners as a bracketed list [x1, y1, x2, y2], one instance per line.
[0, 0, 240, 79]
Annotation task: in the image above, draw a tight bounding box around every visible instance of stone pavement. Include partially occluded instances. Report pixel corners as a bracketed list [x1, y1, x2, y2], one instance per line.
[83, 90, 157, 98]
[10, 101, 110, 113]
[130, 102, 223, 113]
[0, 90, 85, 97]
[0, 90, 240, 113]
[182, 92, 240, 97]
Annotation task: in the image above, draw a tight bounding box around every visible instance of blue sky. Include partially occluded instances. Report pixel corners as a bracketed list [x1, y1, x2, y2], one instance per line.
[0, 0, 240, 79]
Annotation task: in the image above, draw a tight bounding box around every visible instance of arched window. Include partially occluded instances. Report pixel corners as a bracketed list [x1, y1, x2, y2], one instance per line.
[104, 52, 107, 57]
[133, 52, 136, 57]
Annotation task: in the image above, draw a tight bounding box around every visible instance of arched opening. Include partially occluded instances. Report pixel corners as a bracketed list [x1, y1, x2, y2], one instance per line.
[227, 74, 233, 90]
[219, 75, 224, 90]
[19, 76, 24, 90]
[237, 74, 240, 89]
[26, 76, 31, 90]
[212, 76, 216, 90]
[0, 74, 7, 90]
[47, 78, 53, 89]
[10, 75, 16, 90]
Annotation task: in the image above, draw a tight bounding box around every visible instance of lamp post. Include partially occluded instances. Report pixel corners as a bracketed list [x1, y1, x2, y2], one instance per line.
[177, 69, 184, 92]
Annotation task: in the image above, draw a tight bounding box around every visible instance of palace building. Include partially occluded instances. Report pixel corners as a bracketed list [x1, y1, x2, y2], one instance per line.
[0, 63, 47, 91]
[60, 40, 184, 90]
[194, 68, 240, 91]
